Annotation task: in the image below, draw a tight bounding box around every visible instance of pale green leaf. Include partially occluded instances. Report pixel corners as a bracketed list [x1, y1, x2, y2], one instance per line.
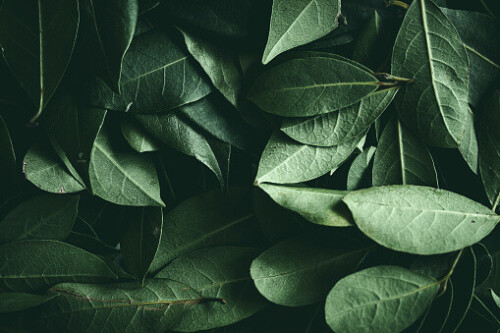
[459, 108, 479, 174]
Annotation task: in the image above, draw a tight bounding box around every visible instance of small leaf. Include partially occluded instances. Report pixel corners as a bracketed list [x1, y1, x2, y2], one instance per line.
[347, 146, 376, 190]
[262, 0, 341, 64]
[392, 0, 470, 148]
[88, 119, 164, 207]
[156, 246, 267, 331]
[0, 240, 117, 292]
[255, 131, 363, 185]
[325, 265, 439, 333]
[250, 231, 372, 306]
[492, 290, 500, 309]
[120, 119, 162, 153]
[372, 118, 437, 186]
[343, 185, 499, 255]
[0, 292, 57, 313]
[259, 183, 353, 227]
[248, 56, 379, 117]
[0, 194, 79, 245]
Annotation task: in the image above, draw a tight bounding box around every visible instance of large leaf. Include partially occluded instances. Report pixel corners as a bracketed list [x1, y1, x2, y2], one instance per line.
[0, 114, 18, 201]
[343, 185, 500, 255]
[0, 0, 79, 120]
[372, 118, 437, 186]
[325, 265, 439, 333]
[479, 90, 500, 211]
[281, 88, 397, 147]
[391, 0, 469, 148]
[0, 292, 57, 313]
[180, 29, 244, 107]
[0, 240, 117, 292]
[88, 120, 164, 207]
[149, 188, 263, 271]
[442, 9, 499, 108]
[39, 279, 201, 332]
[120, 207, 163, 281]
[88, 31, 212, 113]
[255, 131, 362, 185]
[23, 141, 86, 194]
[0, 194, 79, 245]
[347, 146, 376, 190]
[89, 0, 138, 91]
[136, 112, 224, 186]
[262, 0, 341, 64]
[250, 231, 372, 306]
[156, 246, 267, 331]
[248, 56, 379, 117]
[259, 184, 353, 227]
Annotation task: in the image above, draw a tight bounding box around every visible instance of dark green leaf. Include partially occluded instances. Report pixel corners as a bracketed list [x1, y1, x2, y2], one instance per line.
[347, 146, 376, 190]
[0, 114, 19, 201]
[120, 119, 162, 153]
[0, 292, 57, 313]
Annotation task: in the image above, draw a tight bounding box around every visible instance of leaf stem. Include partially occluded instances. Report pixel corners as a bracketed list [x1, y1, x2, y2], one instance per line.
[437, 249, 463, 293]
[385, 0, 409, 10]
[479, 0, 496, 18]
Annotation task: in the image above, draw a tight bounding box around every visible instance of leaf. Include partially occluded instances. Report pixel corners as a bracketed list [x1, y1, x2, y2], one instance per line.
[0, 0, 79, 120]
[180, 29, 244, 107]
[120, 207, 163, 281]
[325, 265, 439, 333]
[89, 0, 138, 92]
[347, 146, 376, 190]
[0, 292, 57, 313]
[88, 119, 164, 207]
[156, 246, 267, 331]
[88, 31, 212, 113]
[442, 9, 499, 108]
[281, 87, 397, 147]
[248, 56, 379, 117]
[255, 131, 362, 185]
[0, 114, 19, 201]
[492, 290, 500, 309]
[262, 0, 341, 64]
[250, 231, 372, 306]
[39, 279, 201, 332]
[120, 119, 162, 153]
[352, 11, 383, 64]
[179, 95, 261, 153]
[149, 187, 264, 272]
[479, 90, 500, 211]
[0, 240, 117, 292]
[135, 112, 224, 186]
[23, 141, 86, 194]
[0, 194, 79, 245]
[259, 183, 353, 227]
[459, 108, 479, 174]
[343, 185, 500, 255]
[372, 118, 437, 186]
[391, 0, 469, 148]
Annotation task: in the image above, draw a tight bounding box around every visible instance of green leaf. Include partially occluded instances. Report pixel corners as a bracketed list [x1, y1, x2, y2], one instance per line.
[352, 11, 383, 64]
[39, 279, 201, 332]
[0, 0, 79, 121]
[343, 185, 499, 255]
[88, 31, 212, 113]
[250, 231, 371, 306]
[120, 119, 162, 153]
[180, 29, 243, 107]
[149, 187, 263, 272]
[492, 290, 500, 309]
[89, 0, 138, 92]
[248, 56, 379, 117]
[347, 146, 376, 190]
[372, 118, 437, 186]
[0, 292, 57, 313]
[262, 0, 341, 64]
[88, 119, 164, 207]
[255, 131, 362, 185]
[156, 246, 267, 331]
[0, 194, 79, 245]
[459, 108, 479, 174]
[0, 114, 19, 201]
[259, 183, 353, 227]
[0, 240, 117, 292]
[120, 207, 163, 281]
[23, 141, 86, 194]
[281, 88, 397, 147]
[442, 9, 499, 108]
[392, 0, 469, 148]
[325, 265, 439, 333]
[479, 90, 500, 211]
[136, 112, 224, 186]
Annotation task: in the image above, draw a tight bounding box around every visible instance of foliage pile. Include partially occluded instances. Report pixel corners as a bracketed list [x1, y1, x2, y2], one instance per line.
[0, 0, 499, 331]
